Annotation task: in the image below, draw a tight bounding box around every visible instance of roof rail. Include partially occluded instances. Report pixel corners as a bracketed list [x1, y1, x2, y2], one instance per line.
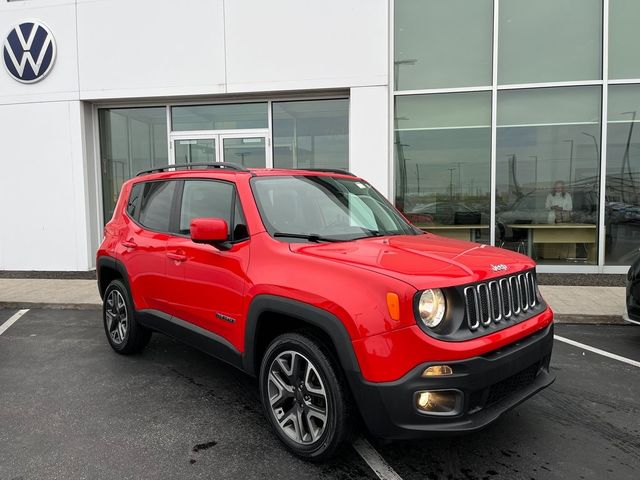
[301, 168, 356, 177]
[136, 162, 249, 177]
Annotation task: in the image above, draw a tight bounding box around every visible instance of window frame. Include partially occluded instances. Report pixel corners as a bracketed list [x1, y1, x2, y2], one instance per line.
[128, 179, 181, 235]
[174, 177, 250, 244]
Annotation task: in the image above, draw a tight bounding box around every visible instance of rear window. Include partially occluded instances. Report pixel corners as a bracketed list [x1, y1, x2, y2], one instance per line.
[126, 183, 143, 220]
[138, 181, 177, 232]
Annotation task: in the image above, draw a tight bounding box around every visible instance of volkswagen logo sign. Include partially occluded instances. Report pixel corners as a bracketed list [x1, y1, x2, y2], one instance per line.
[3, 21, 56, 83]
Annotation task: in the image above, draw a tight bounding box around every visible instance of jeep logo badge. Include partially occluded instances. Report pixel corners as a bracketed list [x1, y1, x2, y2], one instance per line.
[3, 21, 56, 83]
[491, 264, 508, 272]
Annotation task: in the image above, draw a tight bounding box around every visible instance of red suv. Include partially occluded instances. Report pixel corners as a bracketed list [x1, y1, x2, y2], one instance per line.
[97, 163, 554, 460]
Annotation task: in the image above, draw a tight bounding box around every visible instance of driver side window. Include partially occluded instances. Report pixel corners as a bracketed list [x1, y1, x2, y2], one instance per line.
[179, 180, 233, 235]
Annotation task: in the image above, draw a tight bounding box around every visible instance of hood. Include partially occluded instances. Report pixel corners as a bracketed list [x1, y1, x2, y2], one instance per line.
[289, 234, 535, 290]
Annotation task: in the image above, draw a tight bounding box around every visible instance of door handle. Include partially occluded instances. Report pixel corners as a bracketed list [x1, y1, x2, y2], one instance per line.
[121, 240, 137, 249]
[167, 251, 188, 262]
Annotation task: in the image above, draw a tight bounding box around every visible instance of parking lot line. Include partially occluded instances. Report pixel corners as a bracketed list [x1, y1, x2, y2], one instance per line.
[353, 437, 404, 480]
[554, 334, 640, 368]
[0, 309, 29, 336]
[622, 314, 640, 326]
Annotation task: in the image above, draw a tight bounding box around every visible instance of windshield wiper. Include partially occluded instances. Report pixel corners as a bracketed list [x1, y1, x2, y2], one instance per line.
[273, 232, 344, 243]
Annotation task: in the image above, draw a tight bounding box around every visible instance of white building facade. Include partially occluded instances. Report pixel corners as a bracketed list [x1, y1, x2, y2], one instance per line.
[1, 0, 639, 274]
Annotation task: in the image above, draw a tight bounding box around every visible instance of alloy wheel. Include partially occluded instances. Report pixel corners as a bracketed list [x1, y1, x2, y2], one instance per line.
[267, 350, 329, 445]
[105, 289, 128, 345]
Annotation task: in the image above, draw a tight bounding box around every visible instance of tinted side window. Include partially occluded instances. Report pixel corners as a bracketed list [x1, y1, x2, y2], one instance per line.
[138, 181, 177, 232]
[180, 180, 234, 235]
[126, 183, 143, 220]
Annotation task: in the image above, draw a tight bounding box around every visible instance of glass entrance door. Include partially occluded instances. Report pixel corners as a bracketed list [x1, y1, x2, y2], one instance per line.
[220, 134, 267, 168]
[174, 138, 216, 164]
[172, 133, 268, 168]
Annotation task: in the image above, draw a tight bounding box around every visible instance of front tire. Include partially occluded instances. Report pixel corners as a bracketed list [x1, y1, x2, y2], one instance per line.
[259, 332, 353, 461]
[103, 279, 151, 354]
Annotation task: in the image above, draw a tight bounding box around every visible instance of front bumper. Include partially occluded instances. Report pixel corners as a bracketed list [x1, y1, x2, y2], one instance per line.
[349, 323, 555, 440]
[626, 279, 640, 320]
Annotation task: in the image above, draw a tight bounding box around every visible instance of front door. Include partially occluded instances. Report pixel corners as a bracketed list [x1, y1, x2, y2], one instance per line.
[172, 133, 269, 168]
[165, 179, 250, 350]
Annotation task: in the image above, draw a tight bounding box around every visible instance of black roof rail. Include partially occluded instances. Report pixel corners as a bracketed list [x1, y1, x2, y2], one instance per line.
[300, 168, 356, 177]
[136, 162, 250, 177]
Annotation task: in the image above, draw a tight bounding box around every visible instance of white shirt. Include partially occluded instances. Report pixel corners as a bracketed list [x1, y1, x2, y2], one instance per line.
[545, 192, 573, 224]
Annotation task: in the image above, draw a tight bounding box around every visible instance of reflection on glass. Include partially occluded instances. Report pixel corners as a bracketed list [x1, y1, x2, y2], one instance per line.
[609, 0, 640, 79]
[174, 139, 216, 164]
[272, 99, 348, 170]
[394, 0, 493, 90]
[171, 103, 268, 131]
[223, 137, 266, 168]
[99, 107, 168, 223]
[496, 87, 601, 265]
[605, 86, 640, 265]
[498, 0, 602, 84]
[394, 92, 492, 243]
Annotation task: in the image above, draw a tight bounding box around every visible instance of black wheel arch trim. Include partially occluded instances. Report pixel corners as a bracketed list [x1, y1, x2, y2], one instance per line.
[242, 295, 362, 378]
[97, 256, 131, 300]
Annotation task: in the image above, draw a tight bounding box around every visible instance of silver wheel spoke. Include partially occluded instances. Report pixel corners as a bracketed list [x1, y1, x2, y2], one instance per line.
[268, 371, 293, 408]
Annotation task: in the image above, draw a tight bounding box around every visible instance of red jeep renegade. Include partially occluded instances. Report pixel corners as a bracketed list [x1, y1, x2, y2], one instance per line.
[97, 163, 554, 460]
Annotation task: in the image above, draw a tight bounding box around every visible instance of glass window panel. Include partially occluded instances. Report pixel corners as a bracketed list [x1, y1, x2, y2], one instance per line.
[496, 87, 601, 265]
[394, 92, 492, 243]
[498, 0, 602, 84]
[138, 181, 177, 233]
[179, 180, 233, 234]
[171, 103, 267, 131]
[222, 137, 266, 168]
[605, 85, 640, 265]
[394, 0, 493, 90]
[272, 99, 348, 170]
[609, 0, 640, 80]
[99, 107, 168, 223]
[174, 139, 216, 164]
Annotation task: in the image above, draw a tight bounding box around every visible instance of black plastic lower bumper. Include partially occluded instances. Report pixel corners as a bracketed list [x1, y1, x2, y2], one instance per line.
[626, 278, 640, 320]
[349, 324, 555, 440]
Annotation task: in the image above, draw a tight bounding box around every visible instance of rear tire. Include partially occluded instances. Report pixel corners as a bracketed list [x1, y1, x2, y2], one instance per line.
[103, 279, 151, 354]
[259, 332, 353, 461]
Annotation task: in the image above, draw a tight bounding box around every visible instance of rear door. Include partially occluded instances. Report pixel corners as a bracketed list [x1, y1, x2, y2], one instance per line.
[121, 180, 178, 313]
[165, 179, 250, 349]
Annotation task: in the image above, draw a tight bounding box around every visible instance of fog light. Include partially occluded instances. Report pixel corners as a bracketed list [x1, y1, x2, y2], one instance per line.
[415, 390, 461, 415]
[421, 365, 453, 377]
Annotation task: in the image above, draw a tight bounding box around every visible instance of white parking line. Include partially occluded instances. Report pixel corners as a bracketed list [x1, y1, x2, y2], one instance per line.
[353, 437, 403, 480]
[622, 314, 640, 326]
[554, 335, 640, 368]
[0, 309, 30, 336]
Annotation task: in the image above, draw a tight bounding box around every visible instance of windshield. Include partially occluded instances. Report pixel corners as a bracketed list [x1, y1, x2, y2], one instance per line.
[251, 176, 420, 241]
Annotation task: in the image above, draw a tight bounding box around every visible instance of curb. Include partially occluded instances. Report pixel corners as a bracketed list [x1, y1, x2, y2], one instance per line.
[554, 314, 627, 325]
[0, 302, 101, 311]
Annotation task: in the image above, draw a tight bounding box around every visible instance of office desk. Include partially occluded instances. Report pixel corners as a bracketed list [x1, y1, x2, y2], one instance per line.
[507, 223, 597, 261]
[418, 224, 489, 242]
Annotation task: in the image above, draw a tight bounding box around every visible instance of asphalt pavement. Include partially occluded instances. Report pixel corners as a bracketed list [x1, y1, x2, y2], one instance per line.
[0, 309, 638, 480]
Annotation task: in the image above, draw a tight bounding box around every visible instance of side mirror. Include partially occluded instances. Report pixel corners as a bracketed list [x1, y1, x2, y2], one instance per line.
[190, 218, 230, 250]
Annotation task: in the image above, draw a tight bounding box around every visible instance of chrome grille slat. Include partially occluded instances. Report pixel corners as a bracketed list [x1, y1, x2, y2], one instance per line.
[488, 281, 502, 322]
[464, 286, 480, 331]
[499, 278, 511, 318]
[463, 270, 539, 333]
[477, 283, 491, 326]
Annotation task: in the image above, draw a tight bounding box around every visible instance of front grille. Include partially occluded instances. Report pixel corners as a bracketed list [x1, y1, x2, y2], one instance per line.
[468, 360, 543, 414]
[464, 270, 539, 332]
[485, 361, 540, 406]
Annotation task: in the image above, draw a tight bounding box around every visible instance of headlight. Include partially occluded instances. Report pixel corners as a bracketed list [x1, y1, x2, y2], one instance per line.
[418, 289, 446, 328]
